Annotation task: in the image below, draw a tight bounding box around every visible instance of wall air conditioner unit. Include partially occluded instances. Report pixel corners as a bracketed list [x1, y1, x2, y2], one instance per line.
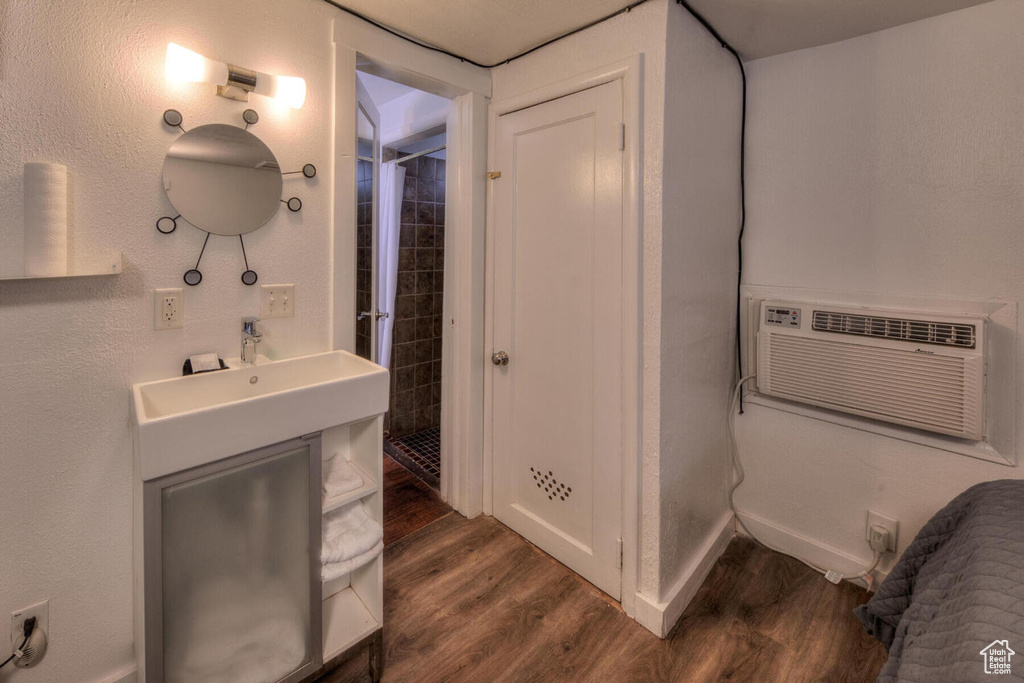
[756, 301, 984, 440]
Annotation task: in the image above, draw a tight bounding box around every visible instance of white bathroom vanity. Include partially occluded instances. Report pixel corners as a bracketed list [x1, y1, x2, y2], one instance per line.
[130, 350, 388, 683]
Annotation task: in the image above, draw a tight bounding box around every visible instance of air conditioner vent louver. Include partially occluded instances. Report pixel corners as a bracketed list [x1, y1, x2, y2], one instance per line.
[811, 310, 976, 349]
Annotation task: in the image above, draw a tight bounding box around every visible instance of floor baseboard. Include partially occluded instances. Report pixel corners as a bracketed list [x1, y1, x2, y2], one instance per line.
[632, 512, 735, 638]
[99, 665, 136, 683]
[735, 509, 889, 589]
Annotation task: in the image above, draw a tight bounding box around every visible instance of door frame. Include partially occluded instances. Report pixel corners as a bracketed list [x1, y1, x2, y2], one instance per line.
[483, 55, 643, 615]
[331, 18, 490, 517]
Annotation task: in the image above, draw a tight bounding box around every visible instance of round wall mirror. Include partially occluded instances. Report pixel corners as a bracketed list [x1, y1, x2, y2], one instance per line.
[162, 124, 283, 236]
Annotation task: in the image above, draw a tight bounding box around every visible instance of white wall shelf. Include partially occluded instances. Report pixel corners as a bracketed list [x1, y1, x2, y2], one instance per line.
[0, 251, 122, 281]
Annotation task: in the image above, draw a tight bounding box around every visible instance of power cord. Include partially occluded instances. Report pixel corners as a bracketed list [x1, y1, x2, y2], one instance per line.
[0, 617, 36, 670]
[319, 0, 652, 69]
[672, 0, 747, 413]
[728, 375, 883, 590]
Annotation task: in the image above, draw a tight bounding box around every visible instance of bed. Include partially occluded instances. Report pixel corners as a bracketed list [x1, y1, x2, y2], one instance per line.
[854, 479, 1024, 682]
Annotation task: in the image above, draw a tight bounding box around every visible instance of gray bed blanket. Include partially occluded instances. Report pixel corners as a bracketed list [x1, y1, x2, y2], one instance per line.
[854, 479, 1024, 682]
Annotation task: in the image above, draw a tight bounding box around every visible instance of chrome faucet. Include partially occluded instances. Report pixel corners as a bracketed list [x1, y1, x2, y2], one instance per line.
[241, 316, 262, 364]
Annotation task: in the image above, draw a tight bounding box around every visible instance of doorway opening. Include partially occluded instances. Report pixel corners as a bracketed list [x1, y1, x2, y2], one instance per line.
[355, 70, 450, 492]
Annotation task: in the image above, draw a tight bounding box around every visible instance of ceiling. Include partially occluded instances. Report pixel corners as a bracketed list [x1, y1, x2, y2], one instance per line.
[685, 0, 996, 60]
[358, 71, 417, 107]
[332, 0, 628, 66]
[329, 0, 995, 64]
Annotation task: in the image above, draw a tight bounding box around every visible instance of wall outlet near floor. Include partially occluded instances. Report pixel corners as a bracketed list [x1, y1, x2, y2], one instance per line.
[11, 600, 48, 652]
[154, 288, 184, 330]
[866, 510, 899, 552]
[261, 284, 295, 319]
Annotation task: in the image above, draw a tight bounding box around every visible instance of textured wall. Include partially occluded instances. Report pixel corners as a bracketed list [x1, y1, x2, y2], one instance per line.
[0, 0, 336, 680]
[657, 6, 743, 597]
[739, 0, 1024, 572]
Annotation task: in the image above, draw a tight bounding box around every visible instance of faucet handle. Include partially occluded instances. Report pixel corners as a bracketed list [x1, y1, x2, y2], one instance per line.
[242, 316, 261, 336]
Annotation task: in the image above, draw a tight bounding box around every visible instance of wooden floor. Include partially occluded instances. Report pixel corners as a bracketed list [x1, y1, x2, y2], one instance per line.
[381, 454, 450, 546]
[322, 512, 888, 683]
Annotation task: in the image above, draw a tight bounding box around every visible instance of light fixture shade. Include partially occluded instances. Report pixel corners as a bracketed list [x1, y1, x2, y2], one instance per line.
[254, 72, 307, 109]
[274, 76, 306, 109]
[165, 43, 228, 84]
[165, 42, 305, 109]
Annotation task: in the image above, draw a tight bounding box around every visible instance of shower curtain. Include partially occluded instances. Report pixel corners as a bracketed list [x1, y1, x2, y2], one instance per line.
[376, 160, 406, 369]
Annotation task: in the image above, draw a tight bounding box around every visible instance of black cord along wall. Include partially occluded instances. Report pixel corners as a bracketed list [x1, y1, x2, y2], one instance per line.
[321, 0, 747, 404]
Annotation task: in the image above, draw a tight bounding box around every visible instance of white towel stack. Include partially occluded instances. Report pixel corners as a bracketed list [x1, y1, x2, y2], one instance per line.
[322, 456, 364, 499]
[321, 501, 383, 581]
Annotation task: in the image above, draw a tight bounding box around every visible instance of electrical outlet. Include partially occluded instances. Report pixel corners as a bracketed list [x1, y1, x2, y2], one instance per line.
[154, 288, 184, 330]
[11, 600, 47, 652]
[261, 284, 295, 319]
[866, 510, 899, 552]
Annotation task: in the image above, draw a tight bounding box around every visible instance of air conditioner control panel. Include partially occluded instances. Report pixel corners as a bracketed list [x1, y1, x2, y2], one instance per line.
[765, 306, 801, 328]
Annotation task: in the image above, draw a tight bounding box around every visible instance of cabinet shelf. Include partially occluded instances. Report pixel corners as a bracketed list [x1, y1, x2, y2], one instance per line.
[0, 251, 122, 281]
[322, 460, 377, 514]
[322, 587, 379, 661]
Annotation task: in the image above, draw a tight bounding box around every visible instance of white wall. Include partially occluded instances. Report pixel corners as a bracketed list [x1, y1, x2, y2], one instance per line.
[739, 0, 1024, 574]
[0, 0, 338, 680]
[657, 5, 743, 598]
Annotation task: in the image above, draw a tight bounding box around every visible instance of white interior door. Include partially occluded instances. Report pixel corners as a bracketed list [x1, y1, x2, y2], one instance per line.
[490, 80, 624, 598]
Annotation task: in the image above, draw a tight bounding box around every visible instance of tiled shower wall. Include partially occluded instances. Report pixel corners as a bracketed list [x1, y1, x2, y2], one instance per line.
[355, 158, 372, 359]
[387, 154, 445, 439]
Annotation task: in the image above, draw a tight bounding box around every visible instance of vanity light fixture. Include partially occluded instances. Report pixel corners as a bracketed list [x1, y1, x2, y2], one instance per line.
[165, 42, 306, 109]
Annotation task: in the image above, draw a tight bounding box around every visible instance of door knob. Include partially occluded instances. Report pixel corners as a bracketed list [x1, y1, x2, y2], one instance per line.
[492, 350, 509, 366]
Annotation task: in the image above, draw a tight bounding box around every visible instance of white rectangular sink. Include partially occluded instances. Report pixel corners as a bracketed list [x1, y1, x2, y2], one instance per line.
[131, 350, 388, 480]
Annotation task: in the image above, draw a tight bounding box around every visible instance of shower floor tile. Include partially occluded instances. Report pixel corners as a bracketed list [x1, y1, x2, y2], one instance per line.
[385, 427, 440, 489]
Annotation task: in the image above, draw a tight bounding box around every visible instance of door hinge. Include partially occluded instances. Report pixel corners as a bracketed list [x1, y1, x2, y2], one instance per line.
[619, 123, 625, 151]
[487, 171, 502, 180]
[617, 537, 623, 569]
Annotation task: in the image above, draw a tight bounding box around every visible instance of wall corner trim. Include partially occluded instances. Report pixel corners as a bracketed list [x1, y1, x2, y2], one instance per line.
[632, 511, 734, 638]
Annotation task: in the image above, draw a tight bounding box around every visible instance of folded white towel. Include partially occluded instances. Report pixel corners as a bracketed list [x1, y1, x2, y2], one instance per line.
[321, 501, 383, 564]
[322, 540, 383, 582]
[323, 457, 364, 498]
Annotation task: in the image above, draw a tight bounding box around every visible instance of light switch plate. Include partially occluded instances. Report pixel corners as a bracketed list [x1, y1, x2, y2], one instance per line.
[154, 288, 184, 330]
[261, 284, 295, 319]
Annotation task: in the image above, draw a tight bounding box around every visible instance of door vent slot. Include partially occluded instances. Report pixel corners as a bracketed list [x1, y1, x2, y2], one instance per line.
[530, 467, 572, 501]
[811, 310, 976, 349]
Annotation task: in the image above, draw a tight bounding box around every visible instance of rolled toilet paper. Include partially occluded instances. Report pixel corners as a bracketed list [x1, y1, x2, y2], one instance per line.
[23, 162, 68, 277]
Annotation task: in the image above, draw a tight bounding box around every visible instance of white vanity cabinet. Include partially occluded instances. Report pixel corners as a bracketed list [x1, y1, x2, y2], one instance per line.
[139, 436, 324, 683]
[131, 350, 388, 683]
